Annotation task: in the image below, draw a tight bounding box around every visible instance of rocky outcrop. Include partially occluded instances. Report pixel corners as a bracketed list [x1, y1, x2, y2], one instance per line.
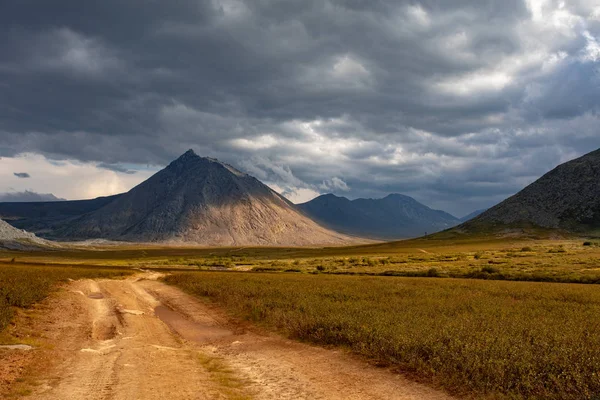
[0, 219, 52, 250]
[0, 219, 37, 241]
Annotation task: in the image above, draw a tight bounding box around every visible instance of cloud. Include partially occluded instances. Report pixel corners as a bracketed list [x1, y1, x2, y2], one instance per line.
[320, 177, 350, 192]
[267, 184, 321, 204]
[582, 30, 600, 62]
[238, 156, 315, 198]
[0, 190, 65, 202]
[31, 28, 125, 78]
[1, 27, 125, 81]
[0, 1, 599, 215]
[0, 153, 157, 200]
[13, 172, 30, 178]
[238, 157, 349, 203]
[97, 163, 137, 175]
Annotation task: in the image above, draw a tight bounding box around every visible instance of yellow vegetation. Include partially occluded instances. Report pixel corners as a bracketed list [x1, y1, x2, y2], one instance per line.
[167, 272, 600, 399]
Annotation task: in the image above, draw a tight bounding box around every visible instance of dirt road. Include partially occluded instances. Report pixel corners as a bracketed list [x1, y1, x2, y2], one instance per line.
[21, 273, 454, 400]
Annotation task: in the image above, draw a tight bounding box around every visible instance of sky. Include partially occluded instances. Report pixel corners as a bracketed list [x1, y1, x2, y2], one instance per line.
[1, 0, 599, 217]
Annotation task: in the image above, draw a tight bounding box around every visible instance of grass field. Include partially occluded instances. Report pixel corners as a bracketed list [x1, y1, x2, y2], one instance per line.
[165, 271, 600, 400]
[4, 237, 598, 285]
[0, 264, 131, 333]
[2, 236, 600, 398]
[242, 240, 600, 284]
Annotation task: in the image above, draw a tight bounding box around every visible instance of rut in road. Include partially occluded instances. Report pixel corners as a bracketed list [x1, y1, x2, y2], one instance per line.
[25, 272, 456, 400]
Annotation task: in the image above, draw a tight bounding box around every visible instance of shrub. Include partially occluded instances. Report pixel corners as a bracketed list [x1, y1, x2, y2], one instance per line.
[481, 266, 500, 274]
[426, 268, 440, 277]
[548, 246, 566, 253]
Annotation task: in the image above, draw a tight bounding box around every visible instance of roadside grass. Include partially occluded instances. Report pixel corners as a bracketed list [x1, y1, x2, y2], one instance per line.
[166, 272, 600, 400]
[0, 264, 131, 333]
[197, 352, 253, 400]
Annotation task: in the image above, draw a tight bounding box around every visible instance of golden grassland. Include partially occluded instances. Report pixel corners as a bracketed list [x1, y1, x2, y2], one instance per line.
[4, 237, 599, 284]
[0, 264, 131, 332]
[245, 240, 600, 284]
[2, 236, 600, 398]
[165, 272, 600, 400]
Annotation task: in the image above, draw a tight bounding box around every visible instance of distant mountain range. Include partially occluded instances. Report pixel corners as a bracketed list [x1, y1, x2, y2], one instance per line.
[458, 148, 600, 234]
[298, 193, 460, 239]
[0, 191, 65, 203]
[0, 150, 506, 245]
[0, 195, 119, 235]
[460, 209, 487, 222]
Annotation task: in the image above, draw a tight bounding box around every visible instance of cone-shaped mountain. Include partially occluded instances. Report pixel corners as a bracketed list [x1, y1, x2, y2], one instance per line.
[54, 150, 349, 245]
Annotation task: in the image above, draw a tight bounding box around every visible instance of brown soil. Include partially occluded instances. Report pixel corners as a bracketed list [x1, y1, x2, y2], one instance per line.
[3, 273, 457, 399]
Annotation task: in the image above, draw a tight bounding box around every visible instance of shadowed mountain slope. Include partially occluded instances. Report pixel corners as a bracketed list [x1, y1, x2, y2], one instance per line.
[0, 195, 120, 234]
[50, 150, 350, 246]
[458, 148, 600, 234]
[298, 193, 460, 239]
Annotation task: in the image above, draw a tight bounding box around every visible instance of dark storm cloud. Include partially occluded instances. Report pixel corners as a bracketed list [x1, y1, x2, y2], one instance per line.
[0, 0, 599, 215]
[13, 172, 30, 178]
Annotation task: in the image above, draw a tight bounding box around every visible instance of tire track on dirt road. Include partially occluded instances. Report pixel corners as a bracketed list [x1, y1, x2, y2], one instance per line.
[23, 272, 455, 400]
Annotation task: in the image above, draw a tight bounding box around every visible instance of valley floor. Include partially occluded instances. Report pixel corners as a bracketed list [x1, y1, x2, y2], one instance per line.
[3, 272, 453, 400]
[3, 236, 600, 399]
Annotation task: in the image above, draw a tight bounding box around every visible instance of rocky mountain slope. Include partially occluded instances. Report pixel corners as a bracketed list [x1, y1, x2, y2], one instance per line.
[50, 150, 350, 246]
[0, 219, 37, 241]
[0, 219, 51, 250]
[298, 193, 460, 239]
[460, 148, 600, 233]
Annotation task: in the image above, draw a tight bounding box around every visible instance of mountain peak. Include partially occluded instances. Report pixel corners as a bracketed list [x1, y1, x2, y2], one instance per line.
[169, 149, 201, 167]
[382, 193, 417, 203]
[177, 149, 199, 161]
[172, 150, 217, 166]
[169, 151, 248, 178]
[384, 193, 409, 199]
